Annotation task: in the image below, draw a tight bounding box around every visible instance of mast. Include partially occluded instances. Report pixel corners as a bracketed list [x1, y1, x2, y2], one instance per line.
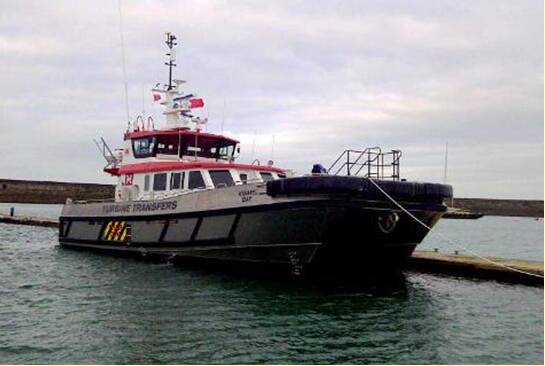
[149, 33, 207, 130]
[165, 33, 177, 90]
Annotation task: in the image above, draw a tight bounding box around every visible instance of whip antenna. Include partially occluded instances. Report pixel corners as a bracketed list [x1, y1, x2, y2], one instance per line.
[221, 97, 226, 134]
[141, 84, 145, 117]
[251, 130, 256, 160]
[117, 0, 130, 124]
[443, 141, 448, 184]
[270, 135, 275, 161]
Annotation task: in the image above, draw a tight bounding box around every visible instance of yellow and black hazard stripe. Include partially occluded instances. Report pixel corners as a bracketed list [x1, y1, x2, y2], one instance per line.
[102, 221, 130, 242]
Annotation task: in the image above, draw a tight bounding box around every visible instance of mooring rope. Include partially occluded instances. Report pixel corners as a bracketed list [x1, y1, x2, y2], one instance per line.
[367, 178, 544, 280]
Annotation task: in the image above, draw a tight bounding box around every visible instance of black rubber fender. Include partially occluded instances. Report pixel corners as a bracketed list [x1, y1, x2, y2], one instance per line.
[266, 176, 453, 203]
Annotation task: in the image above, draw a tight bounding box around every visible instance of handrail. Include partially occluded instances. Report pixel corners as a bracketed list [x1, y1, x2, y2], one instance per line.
[327, 146, 403, 180]
[352, 147, 381, 176]
[93, 137, 118, 169]
[328, 147, 381, 176]
[329, 148, 367, 175]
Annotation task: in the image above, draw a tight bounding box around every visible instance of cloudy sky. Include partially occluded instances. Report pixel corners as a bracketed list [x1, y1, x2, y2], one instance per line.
[1, 0, 543, 199]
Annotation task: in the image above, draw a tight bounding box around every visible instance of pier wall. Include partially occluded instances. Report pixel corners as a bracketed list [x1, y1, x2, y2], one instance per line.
[448, 198, 543, 218]
[0, 179, 543, 217]
[0, 179, 114, 204]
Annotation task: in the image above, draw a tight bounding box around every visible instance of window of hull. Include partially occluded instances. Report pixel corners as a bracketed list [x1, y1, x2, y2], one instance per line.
[260, 172, 273, 182]
[144, 175, 150, 191]
[188, 171, 206, 189]
[153, 173, 167, 191]
[170, 172, 183, 190]
[209, 170, 235, 188]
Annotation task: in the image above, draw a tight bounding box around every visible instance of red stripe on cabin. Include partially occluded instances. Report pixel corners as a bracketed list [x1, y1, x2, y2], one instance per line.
[117, 161, 286, 175]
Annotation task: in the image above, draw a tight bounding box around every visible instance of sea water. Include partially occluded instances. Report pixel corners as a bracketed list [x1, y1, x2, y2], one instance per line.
[0, 206, 543, 364]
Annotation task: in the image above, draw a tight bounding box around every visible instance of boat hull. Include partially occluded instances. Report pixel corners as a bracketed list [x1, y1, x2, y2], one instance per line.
[59, 177, 450, 276]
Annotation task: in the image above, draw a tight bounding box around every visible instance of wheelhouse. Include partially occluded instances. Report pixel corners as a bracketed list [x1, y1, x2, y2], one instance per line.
[97, 33, 288, 204]
[127, 130, 239, 161]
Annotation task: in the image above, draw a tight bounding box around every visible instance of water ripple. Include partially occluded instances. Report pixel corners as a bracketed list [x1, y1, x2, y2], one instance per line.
[0, 222, 543, 364]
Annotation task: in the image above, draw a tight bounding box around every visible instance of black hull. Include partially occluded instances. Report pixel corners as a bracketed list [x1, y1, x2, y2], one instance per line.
[59, 198, 446, 276]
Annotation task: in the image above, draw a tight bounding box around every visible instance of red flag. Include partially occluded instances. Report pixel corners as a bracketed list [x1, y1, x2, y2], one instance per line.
[189, 98, 204, 108]
[153, 93, 161, 102]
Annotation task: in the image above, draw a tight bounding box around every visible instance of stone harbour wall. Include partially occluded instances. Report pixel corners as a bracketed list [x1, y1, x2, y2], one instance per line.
[0, 179, 115, 204]
[448, 198, 543, 218]
[0, 178, 542, 217]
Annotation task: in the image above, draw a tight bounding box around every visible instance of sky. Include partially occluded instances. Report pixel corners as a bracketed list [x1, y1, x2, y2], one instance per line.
[0, 0, 543, 199]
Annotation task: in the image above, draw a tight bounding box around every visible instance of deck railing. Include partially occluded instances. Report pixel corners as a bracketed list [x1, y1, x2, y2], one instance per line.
[327, 147, 402, 180]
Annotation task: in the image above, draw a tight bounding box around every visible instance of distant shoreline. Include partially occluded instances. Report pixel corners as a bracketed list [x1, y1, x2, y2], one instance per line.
[1, 178, 542, 217]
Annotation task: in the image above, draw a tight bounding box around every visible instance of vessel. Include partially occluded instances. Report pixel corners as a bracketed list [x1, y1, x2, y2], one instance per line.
[59, 33, 453, 276]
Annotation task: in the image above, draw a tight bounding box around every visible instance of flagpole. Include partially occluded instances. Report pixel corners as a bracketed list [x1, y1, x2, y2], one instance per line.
[177, 128, 181, 162]
[194, 131, 198, 161]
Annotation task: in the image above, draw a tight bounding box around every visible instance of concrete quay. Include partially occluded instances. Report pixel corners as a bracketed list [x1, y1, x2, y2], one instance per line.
[408, 251, 543, 287]
[0, 214, 59, 228]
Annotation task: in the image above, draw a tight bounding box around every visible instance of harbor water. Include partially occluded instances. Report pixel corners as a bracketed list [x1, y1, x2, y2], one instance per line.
[0, 205, 543, 364]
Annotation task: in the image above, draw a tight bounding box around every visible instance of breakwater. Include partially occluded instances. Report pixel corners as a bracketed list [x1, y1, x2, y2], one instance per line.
[448, 198, 543, 218]
[0, 179, 542, 217]
[0, 179, 114, 204]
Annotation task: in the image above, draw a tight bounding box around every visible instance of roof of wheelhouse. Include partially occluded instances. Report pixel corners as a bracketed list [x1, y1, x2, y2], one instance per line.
[124, 129, 240, 144]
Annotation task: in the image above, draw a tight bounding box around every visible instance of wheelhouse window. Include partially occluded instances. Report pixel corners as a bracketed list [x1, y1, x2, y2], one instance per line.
[209, 170, 235, 188]
[180, 136, 237, 161]
[260, 172, 273, 182]
[278, 174, 286, 179]
[131, 133, 237, 161]
[239, 173, 248, 184]
[170, 172, 183, 190]
[144, 175, 150, 191]
[150, 134, 180, 156]
[188, 171, 205, 189]
[153, 173, 167, 191]
[217, 144, 236, 160]
[157, 139, 178, 155]
[132, 137, 156, 158]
